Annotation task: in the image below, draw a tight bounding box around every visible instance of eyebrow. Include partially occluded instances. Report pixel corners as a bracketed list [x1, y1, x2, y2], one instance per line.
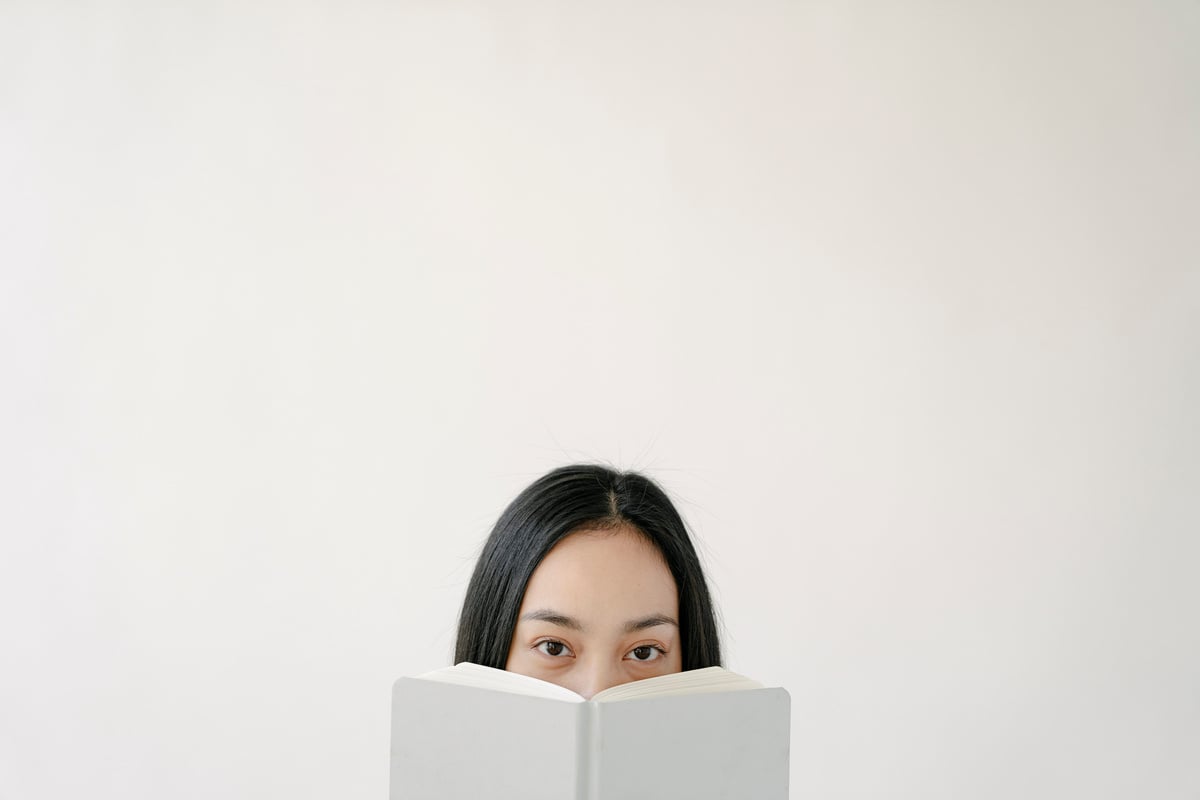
[520, 609, 585, 631]
[623, 614, 679, 634]
[518, 609, 680, 635]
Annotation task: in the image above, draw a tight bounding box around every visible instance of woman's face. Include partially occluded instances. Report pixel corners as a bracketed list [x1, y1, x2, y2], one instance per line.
[505, 524, 683, 699]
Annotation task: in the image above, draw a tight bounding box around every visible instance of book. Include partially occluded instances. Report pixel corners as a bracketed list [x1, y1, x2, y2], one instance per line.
[389, 663, 790, 800]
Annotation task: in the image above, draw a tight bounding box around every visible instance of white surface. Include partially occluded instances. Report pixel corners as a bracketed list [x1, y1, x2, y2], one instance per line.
[2, 3, 1198, 799]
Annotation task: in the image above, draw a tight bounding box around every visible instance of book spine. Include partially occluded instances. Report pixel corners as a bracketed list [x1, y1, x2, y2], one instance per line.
[577, 702, 600, 800]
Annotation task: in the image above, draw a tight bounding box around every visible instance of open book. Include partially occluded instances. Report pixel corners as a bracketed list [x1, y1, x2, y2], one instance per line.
[390, 663, 790, 800]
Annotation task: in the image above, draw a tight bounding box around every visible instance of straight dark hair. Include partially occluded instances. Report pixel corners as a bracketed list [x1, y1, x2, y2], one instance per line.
[455, 464, 722, 671]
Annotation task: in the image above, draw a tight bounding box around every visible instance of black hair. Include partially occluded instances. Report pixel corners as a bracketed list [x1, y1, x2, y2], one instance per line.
[455, 464, 722, 670]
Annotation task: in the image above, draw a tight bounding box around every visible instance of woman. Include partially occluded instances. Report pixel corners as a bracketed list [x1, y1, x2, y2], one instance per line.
[455, 464, 722, 698]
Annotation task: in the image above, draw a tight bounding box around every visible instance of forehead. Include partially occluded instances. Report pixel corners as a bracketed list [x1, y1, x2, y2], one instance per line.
[518, 525, 678, 624]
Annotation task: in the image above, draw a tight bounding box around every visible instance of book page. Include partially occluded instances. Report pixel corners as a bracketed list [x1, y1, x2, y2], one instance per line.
[592, 666, 763, 703]
[416, 662, 584, 702]
[414, 663, 764, 704]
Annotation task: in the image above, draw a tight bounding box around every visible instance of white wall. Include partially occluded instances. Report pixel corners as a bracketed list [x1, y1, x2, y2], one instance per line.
[2, 3, 1197, 798]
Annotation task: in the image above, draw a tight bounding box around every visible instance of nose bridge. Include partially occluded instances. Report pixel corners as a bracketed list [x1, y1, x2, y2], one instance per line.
[578, 655, 622, 700]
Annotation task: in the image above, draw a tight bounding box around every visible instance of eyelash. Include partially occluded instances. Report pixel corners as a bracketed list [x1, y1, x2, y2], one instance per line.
[625, 644, 667, 663]
[533, 639, 574, 658]
[532, 640, 668, 663]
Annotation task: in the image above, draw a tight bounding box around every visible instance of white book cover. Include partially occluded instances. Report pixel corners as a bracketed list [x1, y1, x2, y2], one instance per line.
[390, 664, 790, 800]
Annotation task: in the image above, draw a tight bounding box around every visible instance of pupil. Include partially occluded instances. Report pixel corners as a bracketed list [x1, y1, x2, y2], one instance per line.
[634, 646, 651, 660]
[546, 642, 562, 655]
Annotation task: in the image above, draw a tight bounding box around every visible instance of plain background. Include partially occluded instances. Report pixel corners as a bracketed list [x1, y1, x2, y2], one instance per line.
[2, 2, 1198, 798]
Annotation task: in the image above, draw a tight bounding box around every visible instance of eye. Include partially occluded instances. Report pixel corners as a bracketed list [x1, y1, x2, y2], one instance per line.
[534, 639, 574, 658]
[625, 644, 666, 663]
